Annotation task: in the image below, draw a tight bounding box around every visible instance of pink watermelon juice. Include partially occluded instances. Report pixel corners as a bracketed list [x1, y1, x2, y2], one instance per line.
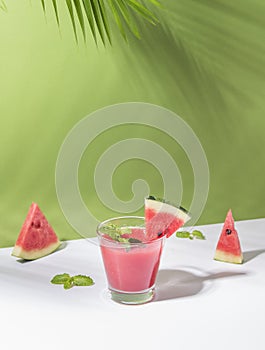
[97, 217, 165, 302]
[100, 229, 164, 292]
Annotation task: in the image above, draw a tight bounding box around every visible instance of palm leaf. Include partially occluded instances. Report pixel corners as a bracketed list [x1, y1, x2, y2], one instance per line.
[73, 0, 86, 40]
[0, 0, 7, 11]
[40, 0, 160, 45]
[116, 0, 140, 39]
[65, 0, 78, 42]
[52, 0, 59, 26]
[41, 0, 45, 11]
[147, 0, 161, 7]
[90, 0, 106, 45]
[108, 0, 127, 41]
[82, 0, 97, 43]
[126, 0, 158, 25]
[98, 0, 112, 44]
[40, 0, 59, 27]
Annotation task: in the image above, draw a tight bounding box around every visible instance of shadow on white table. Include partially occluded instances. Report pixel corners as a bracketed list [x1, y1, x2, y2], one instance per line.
[154, 268, 247, 301]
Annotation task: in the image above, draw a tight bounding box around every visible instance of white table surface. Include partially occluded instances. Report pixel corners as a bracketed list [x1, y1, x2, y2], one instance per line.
[1, 218, 265, 350]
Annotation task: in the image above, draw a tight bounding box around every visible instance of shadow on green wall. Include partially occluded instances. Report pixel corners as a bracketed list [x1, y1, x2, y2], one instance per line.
[0, 0, 265, 248]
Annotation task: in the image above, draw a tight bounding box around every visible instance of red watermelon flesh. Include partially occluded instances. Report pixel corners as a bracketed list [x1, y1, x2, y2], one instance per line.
[145, 197, 191, 240]
[214, 209, 243, 264]
[120, 229, 147, 242]
[12, 203, 60, 260]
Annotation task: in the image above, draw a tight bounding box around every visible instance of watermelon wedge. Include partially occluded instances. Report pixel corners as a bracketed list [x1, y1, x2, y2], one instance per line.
[12, 203, 61, 260]
[145, 196, 191, 240]
[214, 209, 243, 264]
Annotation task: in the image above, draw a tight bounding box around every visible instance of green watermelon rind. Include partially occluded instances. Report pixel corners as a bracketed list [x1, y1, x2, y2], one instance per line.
[214, 249, 243, 264]
[12, 241, 61, 260]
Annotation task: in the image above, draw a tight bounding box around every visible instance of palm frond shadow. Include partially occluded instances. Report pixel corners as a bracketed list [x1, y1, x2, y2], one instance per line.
[121, 23, 229, 135]
[117, 0, 265, 144]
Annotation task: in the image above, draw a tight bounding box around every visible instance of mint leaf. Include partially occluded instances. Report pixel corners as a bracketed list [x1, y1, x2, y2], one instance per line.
[176, 230, 206, 240]
[192, 230, 206, 240]
[176, 231, 191, 238]
[107, 230, 122, 241]
[72, 275, 94, 286]
[50, 273, 71, 284]
[51, 273, 95, 289]
[120, 227, 132, 234]
[64, 278, 74, 289]
[101, 224, 134, 242]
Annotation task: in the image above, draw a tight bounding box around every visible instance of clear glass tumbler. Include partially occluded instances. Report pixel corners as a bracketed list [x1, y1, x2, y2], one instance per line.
[97, 216, 165, 305]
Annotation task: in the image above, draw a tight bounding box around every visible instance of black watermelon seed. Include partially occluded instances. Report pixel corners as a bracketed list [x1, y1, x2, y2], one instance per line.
[148, 195, 156, 200]
[31, 220, 41, 228]
[226, 229, 232, 235]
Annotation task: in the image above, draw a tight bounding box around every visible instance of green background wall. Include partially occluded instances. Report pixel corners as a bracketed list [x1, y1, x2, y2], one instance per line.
[1, 1, 265, 247]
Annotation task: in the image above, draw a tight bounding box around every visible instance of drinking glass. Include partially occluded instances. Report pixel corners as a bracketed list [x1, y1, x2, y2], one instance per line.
[97, 216, 165, 305]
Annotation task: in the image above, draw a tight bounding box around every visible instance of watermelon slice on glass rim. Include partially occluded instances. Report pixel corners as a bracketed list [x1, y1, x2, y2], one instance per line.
[214, 209, 243, 264]
[12, 202, 61, 260]
[145, 196, 191, 240]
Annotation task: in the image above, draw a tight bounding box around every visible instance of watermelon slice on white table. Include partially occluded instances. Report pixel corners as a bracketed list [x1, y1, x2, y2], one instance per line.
[145, 196, 191, 240]
[214, 209, 243, 264]
[12, 202, 61, 260]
